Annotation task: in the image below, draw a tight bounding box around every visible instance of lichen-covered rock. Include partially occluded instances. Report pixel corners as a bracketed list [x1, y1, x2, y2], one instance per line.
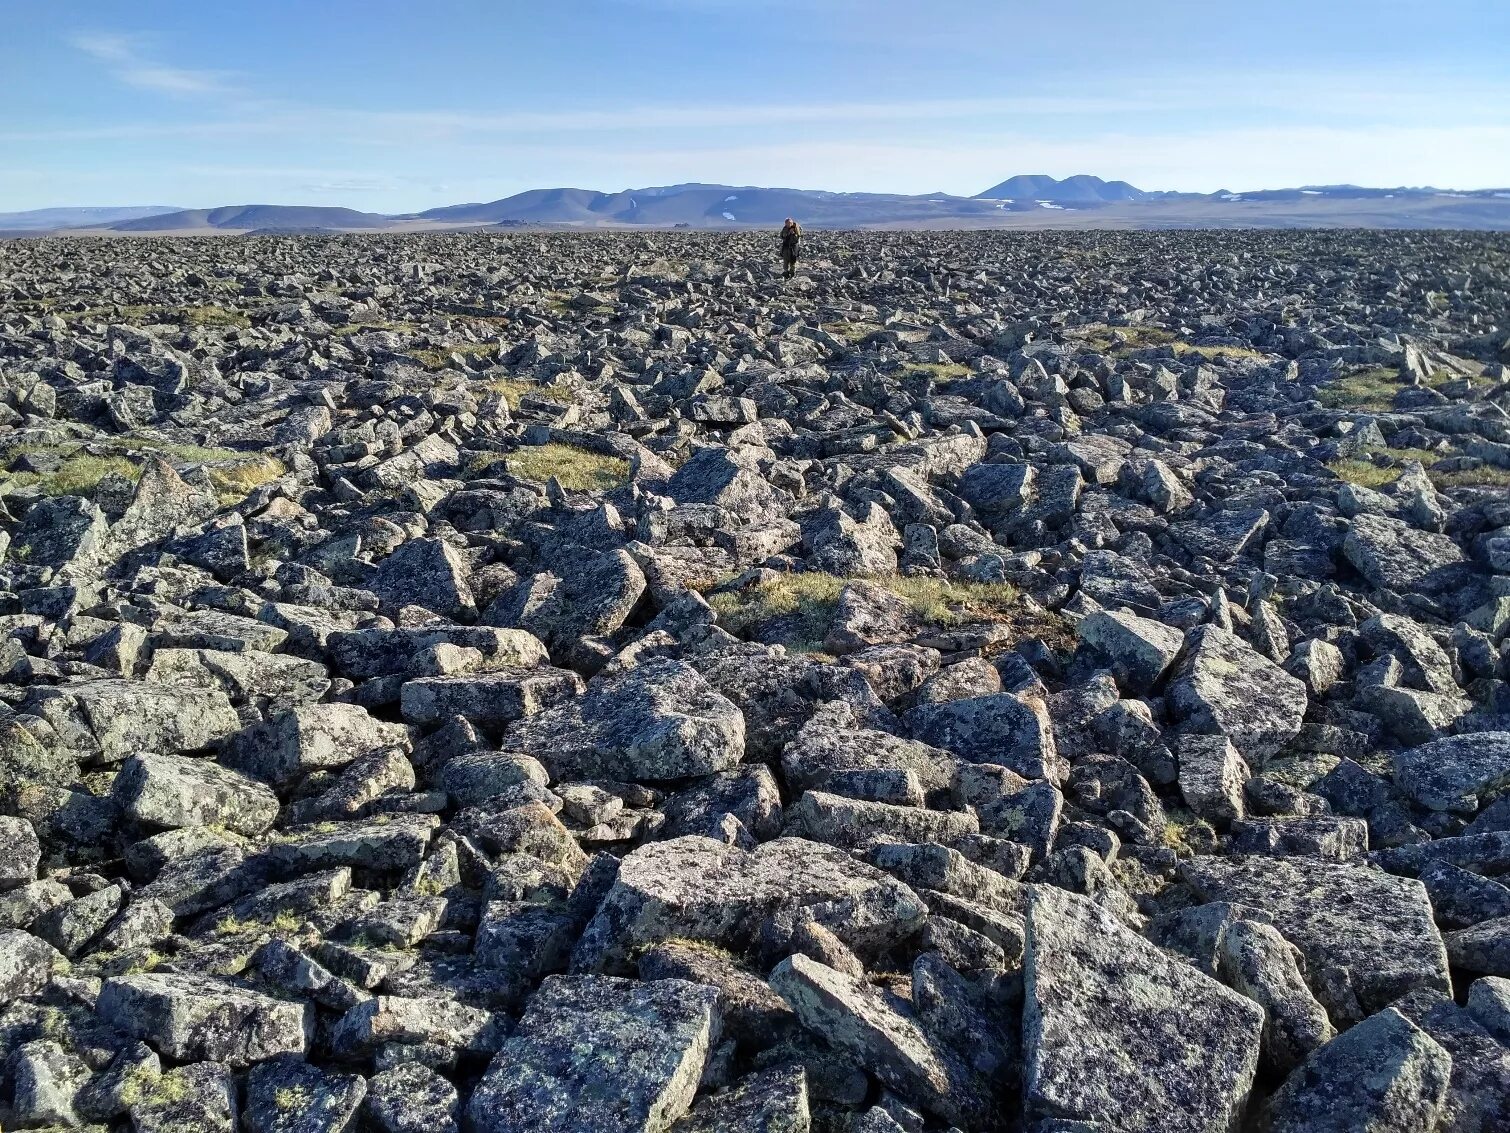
[1258, 1007, 1451, 1133]
[573, 835, 926, 973]
[244, 1056, 368, 1133]
[907, 692, 1062, 782]
[222, 703, 410, 786]
[1076, 609, 1185, 695]
[24, 678, 239, 762]
[671, 1065, 809, 1133]
[466, 974, 720, 1133]
[97, 972, 310, 1066]
[1167, 625, 1308, 763]
[0, 928, 62, 1005]
[1216, 918, 1335, 1074]
[371, 536, 475, 618]
[504, 658, 744, 782]
[1343, 513, 1465, 592]
[1183, 856, 1450, 1017]
[0, 815, 42, 889]
[1021, 884, 1263, 1133]
[111, 751, 280, 835]
[1394, 732, 1510, 815]
[770, 952, 992, 1128]
[365, 1062, 460, 1133]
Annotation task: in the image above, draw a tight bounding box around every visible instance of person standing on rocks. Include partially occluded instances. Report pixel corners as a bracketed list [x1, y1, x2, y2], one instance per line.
[779, 218, 801, 280]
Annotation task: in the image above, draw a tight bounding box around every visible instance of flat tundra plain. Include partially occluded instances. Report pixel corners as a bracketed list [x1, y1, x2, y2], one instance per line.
[2, 228, 1510, 1133]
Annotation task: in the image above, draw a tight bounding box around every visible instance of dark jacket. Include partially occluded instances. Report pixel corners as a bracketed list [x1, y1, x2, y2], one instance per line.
[780, 225, 800, 260]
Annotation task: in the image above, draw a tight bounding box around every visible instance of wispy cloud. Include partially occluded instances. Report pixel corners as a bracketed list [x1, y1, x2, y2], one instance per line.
[70, 31, 237, 96]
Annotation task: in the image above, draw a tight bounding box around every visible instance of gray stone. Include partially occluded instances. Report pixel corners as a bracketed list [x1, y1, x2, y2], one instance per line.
[8, 1038, 90, 1127]
[670, 1065, 809, 1133]
[907, 692, 1062, 782]
[1445, 915, 1510, 976]
[112, 751, 280, 835]
[128, 1062, 237, 1133]
[1183, 856, 1450, 1016]
[24, 678, 239, 762]
[244, 1056, 367, 1133]
[1259, 1007, 1451, 1133]
[1168, 625, 1308, 763]
[466, 974, 720, 1133]
[770, 952, 991, 1128]
[1217, 918, 1335, 1075]
[1175, 734, 1250, 826]
[1076, 609, 1185, 695]
[371, 537, 475, 619]
[399, 667, 584, 726]
[97, 972, 310, 1066]
[1343, 512, 1464, 591]
[365, 1062, 460, 1133]
[1022, 884, 1263, 1133]
[0, 816, 41, 889]
[785, 790, 978, 850]
[1394, 732, 1510, 815]
[1467, 977, 1510, 1046]
[504, 658, 744, 782]
[573, 835, 926, 973]
[223, 703, 410, 786]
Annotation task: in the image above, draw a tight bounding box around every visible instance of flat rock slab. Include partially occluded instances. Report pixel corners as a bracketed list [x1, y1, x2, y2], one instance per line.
[1167, 625, 1307, 763]
[504, 658, 744, 782]
[1394, 732, 1510, 815]
[770, 953, 990, 1128]
[24, 679, 239, 762]
[1022, 884, 1263, 1133]
[1260, 1007, 1452, 1133]
[328, 625, 548, 680]
[1076, 609, 1185, 695]
[1182, 856, 1450, 1015]
[399, 667, 584, 726]
[906, 692, 1061, 782]
[466, 974, 719, 1133]
[573, 835, 926, 973]
[111, 751, 279, 836]
[1343, 513, 1465, 592]
[96, 972, 309, 1067]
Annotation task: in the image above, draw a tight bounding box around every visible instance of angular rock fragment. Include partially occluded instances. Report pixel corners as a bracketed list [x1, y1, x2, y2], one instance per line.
[1022, 884, 1263, 1133]
[1259, 1008, 1451, 1133]
[97, 972, 310, 1066]
[504, 658, 744, 781]
[466, 974, 720, 1133]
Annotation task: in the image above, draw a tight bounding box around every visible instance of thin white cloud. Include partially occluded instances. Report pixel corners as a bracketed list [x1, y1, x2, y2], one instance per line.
[70, 31, 237, 97]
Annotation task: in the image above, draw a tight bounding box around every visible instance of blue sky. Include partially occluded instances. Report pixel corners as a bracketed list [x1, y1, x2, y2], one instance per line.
[3, 0, 1508, 212]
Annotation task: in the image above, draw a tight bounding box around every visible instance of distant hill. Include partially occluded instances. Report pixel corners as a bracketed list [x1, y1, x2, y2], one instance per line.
[5, 179, 1509, 236]
[109, 205, 392, 232]
[0, 205, 183, 230]
[975, 174, 1147, 204]
[416, 184, 1022, 228]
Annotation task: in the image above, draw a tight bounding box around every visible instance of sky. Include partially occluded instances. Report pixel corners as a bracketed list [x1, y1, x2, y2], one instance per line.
[3, 0, 1509, 214]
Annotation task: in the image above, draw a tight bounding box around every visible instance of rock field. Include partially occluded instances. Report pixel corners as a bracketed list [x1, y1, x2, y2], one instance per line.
[0, 227, 1509, 1132]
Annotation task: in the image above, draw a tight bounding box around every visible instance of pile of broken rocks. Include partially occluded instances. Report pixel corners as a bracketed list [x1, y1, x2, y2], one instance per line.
[1, 228, 1509, 1133]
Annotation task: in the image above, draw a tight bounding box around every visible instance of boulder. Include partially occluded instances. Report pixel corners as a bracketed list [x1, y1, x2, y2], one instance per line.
[1021, 884, 1263, 1133]
[466, 974, 720, 1133]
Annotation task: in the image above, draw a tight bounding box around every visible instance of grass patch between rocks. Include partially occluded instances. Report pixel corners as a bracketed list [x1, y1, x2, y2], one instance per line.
[707, 570, 1024, 649]
[481, 376, 573, 409]
[1, 439, 284, 503]
[906, 361, 974, 383]
[411, 341, 499, 369]
[503, 443, 630, 492]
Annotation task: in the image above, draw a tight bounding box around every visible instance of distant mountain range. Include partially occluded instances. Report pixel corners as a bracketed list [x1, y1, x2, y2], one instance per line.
[5, 175, 1510, 235]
